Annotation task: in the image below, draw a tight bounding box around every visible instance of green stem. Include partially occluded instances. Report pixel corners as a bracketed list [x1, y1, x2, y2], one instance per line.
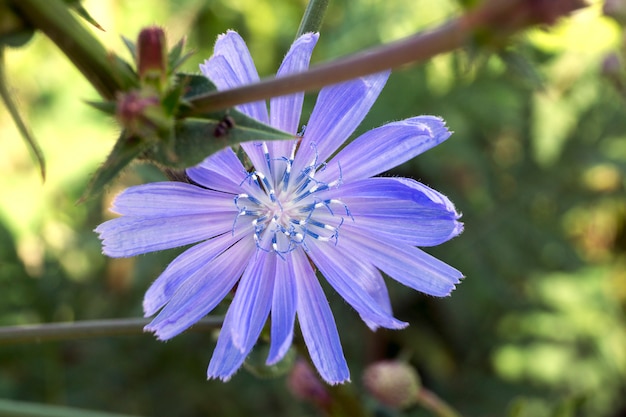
[0, 317, 223, 345]
[416, 388, 463, 417]
[186, 0, 584, 115]
[9, 0, 137, 100]
[295, 0, 329, 39]
[0, 398, 141, 417]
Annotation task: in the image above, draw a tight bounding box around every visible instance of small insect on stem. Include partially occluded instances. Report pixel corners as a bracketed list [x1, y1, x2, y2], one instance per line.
[214, 115, 235, 137]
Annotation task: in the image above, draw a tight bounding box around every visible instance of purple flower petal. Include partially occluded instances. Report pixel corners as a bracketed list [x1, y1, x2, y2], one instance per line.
[307, 240, 407, 331]
[145, 237, 255, 340]
[186, 147, 248, 194]
[110, 182, 236, 217]
[267, 257, 297, 365]
[96, 212, 236, 257]
[199, 30, 268, 124]
[143, 227, 250, 316]
[291, 71, 390, 178]
[270, 32, 319, 136]
[291, 249, 349, 384]
[324, 177, 463, 247]
[342, 230, 463, 297]
[319, 115, 452, 183]
[228, 245, 276, 351]
[208, 308, 252, 381]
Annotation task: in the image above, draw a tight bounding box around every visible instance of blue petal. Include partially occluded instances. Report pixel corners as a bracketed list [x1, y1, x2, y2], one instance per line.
[186, 147, 248, 194]
[267, 256, 297, 365]
[270, 32, 319, 135]
[229, 246, 276, 351]
[145, 237, 255, 340]
[110, 182, 236, 217]
[291, 71, 389, 178]
[320, 116, 452, 183]
[199, 30, 268, 123]
[323, 177, 463, 247]
[208, 307, 252, 381]
[341, 231, 463, 297]
[143, 227, 250, 316]
[307, 240, 407, 330]
[291, 249, 350, 384]
[95, 212, 235, 257]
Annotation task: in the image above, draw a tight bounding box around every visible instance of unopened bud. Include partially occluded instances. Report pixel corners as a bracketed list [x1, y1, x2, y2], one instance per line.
[287, 359, 331, 409]
[116, 90, 162, 138]
[137, 26, 167, 87]
[604, 0, 626, 25]
[362, 360, 421, 410]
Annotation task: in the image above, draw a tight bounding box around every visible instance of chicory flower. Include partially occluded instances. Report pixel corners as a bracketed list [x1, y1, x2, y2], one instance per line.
[96, 31, 463, 384]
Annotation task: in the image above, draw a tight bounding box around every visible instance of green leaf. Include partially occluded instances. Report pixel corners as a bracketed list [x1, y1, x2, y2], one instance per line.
[168, 37, 194, 73]
[79, 132, 151, 202]
[121, 35, 136, 62]
[85, 99, 117, 116]
[0, 2, 35, 47]
[243, 343, 296, 379]
[64, 0, 104, 31]
[146, 111, 293, 168]
[0, 47, 45, 179]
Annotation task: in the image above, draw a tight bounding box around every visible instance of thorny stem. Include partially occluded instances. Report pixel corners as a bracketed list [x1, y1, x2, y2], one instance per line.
[185, 0, 584, 115]
[0, 317, 223, 345]
[9, 0, 137, 100]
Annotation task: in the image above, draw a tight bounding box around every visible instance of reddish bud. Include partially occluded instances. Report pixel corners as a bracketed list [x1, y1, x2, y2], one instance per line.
[116, 90, 162, 137]
[287, 359, 331, 410]
[137, 26, 167, 86]
[604, 0, 626, 25]
[362, 360, 421, 410]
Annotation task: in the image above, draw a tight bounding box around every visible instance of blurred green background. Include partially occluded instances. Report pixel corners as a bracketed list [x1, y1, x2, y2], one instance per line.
[1, 0, 625, 416]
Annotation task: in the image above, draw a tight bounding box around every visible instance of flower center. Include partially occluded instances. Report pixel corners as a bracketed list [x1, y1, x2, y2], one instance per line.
[233, 142, 350, 256]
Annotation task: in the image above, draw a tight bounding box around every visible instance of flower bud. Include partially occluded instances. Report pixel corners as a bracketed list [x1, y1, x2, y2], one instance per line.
[116, 90, 162, 138]
[604, 0, 626, 25]
[136, 26, 167, 87]
[287, 359, 331, 409]
[362, 360, 421, 409]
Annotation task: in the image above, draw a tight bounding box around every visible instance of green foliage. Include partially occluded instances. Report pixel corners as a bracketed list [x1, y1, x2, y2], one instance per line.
[1, 1, 625, 417]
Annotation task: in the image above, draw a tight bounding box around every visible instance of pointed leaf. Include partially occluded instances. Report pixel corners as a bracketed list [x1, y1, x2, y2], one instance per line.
[121, 35, 137, 62]
[0, 49, 45, 179]
[65, 1, 104, 31]
[79, 132, 151, 202]
[145, 111, 293, 168]
[85, 100, 117, 115]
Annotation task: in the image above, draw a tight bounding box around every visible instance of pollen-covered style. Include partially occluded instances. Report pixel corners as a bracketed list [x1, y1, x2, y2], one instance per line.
[96, 31, 463, 384]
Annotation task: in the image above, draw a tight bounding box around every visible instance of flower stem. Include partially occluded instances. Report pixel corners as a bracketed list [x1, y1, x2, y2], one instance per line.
[295, 0, 329, 39]
[9, 0, 137, 100]
[186, 0, 584, 115]
[0, 317, 223, 345]
[416, 388, 463, 417]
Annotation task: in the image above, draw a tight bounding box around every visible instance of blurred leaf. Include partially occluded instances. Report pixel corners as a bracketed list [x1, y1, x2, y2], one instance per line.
[0, 47, 45, 179]
[85, 99, 117, 116]
[0, 398, 142, 417]
[121, 35, 136, 62]
[0, 2, 35, 47]
[79, 133, 150, 202]
[243, 343, 296, 379]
